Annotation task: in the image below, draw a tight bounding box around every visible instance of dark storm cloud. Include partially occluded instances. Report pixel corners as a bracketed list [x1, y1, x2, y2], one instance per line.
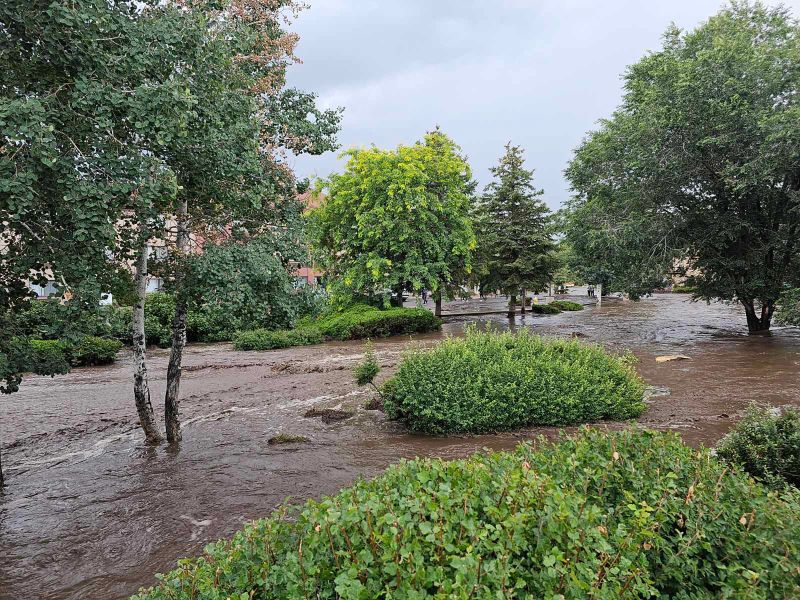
[286, 0, 800, 209]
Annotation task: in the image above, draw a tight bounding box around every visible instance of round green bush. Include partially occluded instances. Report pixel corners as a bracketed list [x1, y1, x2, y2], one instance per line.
[549, 299, 584, 311]
[233, 327, 323, 350]
[132, 428, 800, 599]
[68, 335, 123, 366]
[529, 303, 561, 314]
[717, 404, 800, 489]
[382, 328, 646, 434]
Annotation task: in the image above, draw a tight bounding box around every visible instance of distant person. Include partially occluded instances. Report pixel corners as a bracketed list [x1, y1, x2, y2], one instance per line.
[421, 288, 428, 305]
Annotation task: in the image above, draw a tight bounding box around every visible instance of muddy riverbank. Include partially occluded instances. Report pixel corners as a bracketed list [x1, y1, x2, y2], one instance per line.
[1, 294, 799, 599]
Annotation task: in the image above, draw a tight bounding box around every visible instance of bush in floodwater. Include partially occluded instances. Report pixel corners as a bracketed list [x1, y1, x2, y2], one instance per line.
[68, 335, 123, 366]
[28, 335, 122, 371]
[549, 299, 584, 311]
[717, 404, 800, 489]
[233, 327, 323, 351]
[382, 328, 645, 435]
[311, 304, 441, 340]
[353, 341, 380, 386]
[775, 287, 800, 327]
[528, 302, 561, 314]
[131, 427, 800, 599]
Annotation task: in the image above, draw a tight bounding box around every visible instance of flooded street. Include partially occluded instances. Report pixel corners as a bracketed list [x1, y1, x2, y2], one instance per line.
[1, 294, 799, 599]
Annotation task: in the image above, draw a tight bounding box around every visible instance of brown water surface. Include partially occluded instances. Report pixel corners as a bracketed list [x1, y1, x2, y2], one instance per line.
[1, 294, 799, 599]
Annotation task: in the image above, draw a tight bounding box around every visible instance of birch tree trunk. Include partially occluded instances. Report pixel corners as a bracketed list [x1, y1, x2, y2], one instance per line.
[133, 242, 163, 444]
[164, 199, 188, 443]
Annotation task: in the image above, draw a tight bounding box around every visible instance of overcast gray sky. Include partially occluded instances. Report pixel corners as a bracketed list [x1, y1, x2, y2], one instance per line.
[286, 0, 800, 210]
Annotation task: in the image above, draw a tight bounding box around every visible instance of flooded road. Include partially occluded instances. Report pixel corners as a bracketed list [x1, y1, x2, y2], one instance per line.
[1, 294, 799, 599]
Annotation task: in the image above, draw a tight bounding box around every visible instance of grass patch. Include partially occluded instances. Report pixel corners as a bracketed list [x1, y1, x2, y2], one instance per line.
[549, 300, 584, 311]
[132, 427, 800, 599]
[672, 284, 698, 293]
[382, 328, 645, 434]
[717, 404, 800, 489]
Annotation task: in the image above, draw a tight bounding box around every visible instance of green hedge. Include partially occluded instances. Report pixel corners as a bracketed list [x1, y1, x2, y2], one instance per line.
[717, 404, 800, 489]
[28, 335, 122, 370]
[549, 299, 584, 311]
[672, 284, 697, 294]
[233, 327, 323, 351]
[528, 303, 561, 314]
[234, 306, 442, 351]
[132, 428, 800, 599]
[383, 328, 645, 434]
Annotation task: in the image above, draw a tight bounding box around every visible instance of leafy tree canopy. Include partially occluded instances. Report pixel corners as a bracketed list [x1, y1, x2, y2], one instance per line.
[564, 1, 800, 332]
[310, 129, 476, 306]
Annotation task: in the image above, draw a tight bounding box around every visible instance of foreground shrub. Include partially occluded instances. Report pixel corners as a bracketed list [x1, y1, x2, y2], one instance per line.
[384, 328, 645, 434]
[313, 304, 441, 340]
[132, 428, 800, 599]
[549, 299, 584, 311]
[528, 302, 560, 314]
[717, 404, 800, 489]
[233, 327, 323, 351]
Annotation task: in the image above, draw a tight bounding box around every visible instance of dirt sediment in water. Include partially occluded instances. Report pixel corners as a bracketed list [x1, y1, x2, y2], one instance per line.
[1, 294, 799, 599]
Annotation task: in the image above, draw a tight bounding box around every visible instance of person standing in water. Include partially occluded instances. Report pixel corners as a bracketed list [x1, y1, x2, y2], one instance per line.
[421, 288, 428, 304]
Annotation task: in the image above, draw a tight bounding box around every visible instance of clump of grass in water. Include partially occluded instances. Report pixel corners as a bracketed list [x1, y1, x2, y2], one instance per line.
[267, 434, 310, 445]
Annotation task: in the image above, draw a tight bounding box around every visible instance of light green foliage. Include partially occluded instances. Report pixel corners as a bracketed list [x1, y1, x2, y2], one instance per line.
[27, 340, 71, 377]
[549, 300, 584, 311]
[672, 284, 699, 294]
[382, 328, 645, 434]
[564, 3, 800, 331]
[311, 305, 441, 340]
[472, 144, 558, 298]
[132, 427, 800, 599]
[353, 342, 380, 386]
[529, 303, 561, 314]
[68, 336, 123, 366]
[233, 327, 323, 351]
[27, 336, 121, 373]
[310, 129, 475, 305]
[776, 288, 800, 326]
[717, 404, 800, 489]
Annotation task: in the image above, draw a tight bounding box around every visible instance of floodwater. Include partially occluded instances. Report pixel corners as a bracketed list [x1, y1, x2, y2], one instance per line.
[1, 294, 799, 599]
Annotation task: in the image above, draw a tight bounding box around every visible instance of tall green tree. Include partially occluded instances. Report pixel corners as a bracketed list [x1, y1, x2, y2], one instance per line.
[565, 1, 800, 333]
[310, 130, 476, 308]
[1, 0, 340, 459]
[474, 144, 557, 316]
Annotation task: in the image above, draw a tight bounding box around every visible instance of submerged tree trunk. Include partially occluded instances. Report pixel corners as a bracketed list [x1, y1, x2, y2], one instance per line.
[133, 242, 163, 444]
[742, 299, 774, 334]
[1, 444, 4, 486]
[164, 200, 189, 444]
[520, 289, 526, 314]
[508, 294, 517, 319]
[434, 289, 442, 317]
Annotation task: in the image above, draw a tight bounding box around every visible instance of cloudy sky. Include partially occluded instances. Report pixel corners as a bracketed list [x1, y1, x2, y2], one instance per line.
[286, 0, 800, 210]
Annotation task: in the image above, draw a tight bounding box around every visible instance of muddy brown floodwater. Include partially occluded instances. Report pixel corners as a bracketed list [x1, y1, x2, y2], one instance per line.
[1, 294, 799, 599]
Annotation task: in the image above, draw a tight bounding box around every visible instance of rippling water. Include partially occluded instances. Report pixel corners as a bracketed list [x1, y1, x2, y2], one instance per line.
[1, 294, 798, 599]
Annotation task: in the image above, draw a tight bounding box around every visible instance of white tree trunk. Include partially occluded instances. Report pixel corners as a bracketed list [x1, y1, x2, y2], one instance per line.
[133, 242, 162, 444]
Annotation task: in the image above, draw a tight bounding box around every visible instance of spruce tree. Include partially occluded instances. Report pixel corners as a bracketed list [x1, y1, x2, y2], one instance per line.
[475, 144, 557, 316]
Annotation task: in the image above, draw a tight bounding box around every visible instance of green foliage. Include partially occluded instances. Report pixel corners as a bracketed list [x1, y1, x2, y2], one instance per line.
[564, 3, 800, 331]
[310, 129, 475, 305]
[472, 144, 558, 298]
[28, 340, 71, 377]
[776, 288, 800, 326]
[353, 342, 380, 386]
[549, 300, 584, 311]
[717, 404, 800, 489]
[132, 427, 800, 599]
[383, 328, 645, 435]
[69, 336, 123, 366]
[529, 303, 561, 314]
[293, 285, 329, 320]
[672, 284, 698, 294]
[233, 327, 323, 351]
[312, 305, 441, 341]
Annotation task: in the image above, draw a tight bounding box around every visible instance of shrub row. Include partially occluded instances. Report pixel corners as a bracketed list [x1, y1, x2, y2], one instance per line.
[132, 427, 800, 599]
[717, 404, 800, 489]
[234, 305, 442, 351]
[233, 327, 323, 351]
[383, 328, 645, 434]
[549, 299, 584, 311]
[29, 335, 123, 373]
[672, 284, 698, 294]
[528, 302, 561, 314]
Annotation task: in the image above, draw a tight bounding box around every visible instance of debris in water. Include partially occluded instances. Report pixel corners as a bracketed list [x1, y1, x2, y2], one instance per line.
[303, 408, 354, 423]
[267, 433, 310, 445]
[655, 354, 691, 363]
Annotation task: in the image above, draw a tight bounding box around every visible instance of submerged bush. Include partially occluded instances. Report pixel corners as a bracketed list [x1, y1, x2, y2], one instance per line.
[28, 339, 71, 375]
[28, 335, 122, 370]
[528, 303, 561, 314]
[132, 428, 800, 599]
[69, 336, 123, 366]
[313, 305, 441, 340]
[549, 299, 584, 311]
[383, 328, 645, 434]
[717, 404, 800, 489]
[233, 327, 323, 351]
